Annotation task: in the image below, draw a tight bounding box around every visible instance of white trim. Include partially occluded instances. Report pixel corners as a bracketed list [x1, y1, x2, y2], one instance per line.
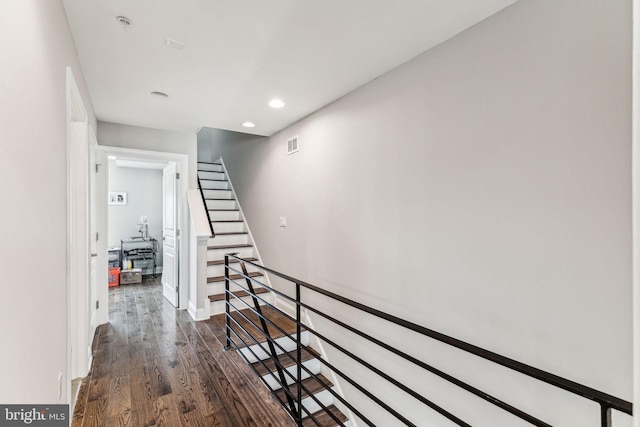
[633, 0, 639, 424]
[101, 145, 190, 310]
[187, 300, 210, 321]
[66, 67, 90, 405]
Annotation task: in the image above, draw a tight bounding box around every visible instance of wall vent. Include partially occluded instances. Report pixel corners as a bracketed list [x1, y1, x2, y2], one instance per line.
[287, 136, 299, 155]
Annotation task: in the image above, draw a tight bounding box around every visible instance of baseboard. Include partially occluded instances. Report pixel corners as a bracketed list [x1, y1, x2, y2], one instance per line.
[188, 301, 209, 321]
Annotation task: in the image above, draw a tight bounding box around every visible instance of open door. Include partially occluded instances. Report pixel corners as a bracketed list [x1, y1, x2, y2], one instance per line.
[162, 162, 179, 306]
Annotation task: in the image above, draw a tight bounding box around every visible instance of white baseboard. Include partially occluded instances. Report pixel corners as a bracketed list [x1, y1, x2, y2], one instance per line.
[188, 301, 209, 321]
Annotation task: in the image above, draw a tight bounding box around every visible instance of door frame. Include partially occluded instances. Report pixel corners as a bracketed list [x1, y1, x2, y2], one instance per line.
[101, 145, 190, 310]
[66, 68, 91, 398]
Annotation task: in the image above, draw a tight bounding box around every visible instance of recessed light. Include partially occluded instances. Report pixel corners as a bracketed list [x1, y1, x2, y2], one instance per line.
[150, 91, 169, 98]
[242, 122, 256, 128]
[116, 16, 133, 28]
[165, 38, 185, 50]
[268, 99, 285, 109]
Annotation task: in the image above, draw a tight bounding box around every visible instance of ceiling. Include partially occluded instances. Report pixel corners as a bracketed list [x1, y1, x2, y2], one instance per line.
[62, 0, 517, 137]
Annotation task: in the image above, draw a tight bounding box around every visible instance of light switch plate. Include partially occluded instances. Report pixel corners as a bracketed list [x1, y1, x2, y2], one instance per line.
[279, 217, 287, 227]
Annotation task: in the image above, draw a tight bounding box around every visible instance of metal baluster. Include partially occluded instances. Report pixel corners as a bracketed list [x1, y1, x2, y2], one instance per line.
[224, 254, 231, 349]
[601, 404, 611, 427]
[238, 258, 297, 415]
[296, 283, 302, 425]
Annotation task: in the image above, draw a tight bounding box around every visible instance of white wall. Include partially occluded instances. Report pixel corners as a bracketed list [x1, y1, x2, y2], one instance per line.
[0, 0, 96, 404]
[108, 162, 163, 267]
[199, 0, 633, 425]
[98, 121, 197, 189]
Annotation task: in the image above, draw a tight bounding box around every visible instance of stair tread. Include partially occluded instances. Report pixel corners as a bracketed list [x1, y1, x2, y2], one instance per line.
[197, 161, 221, 165]
[208, 257, 257, 266]
[211, 232, 248, 236]
[211, 220, 244, 223]
[302, 405, 348, 427]
[252, 346, 319, 376]
[208, 243, 252, 250]
[211, 306, 303, 346]
[199, 178, 228, 182]
[208, 208, 239, 211]
[275, 374, 333, 402]
[205, 198, 236, 201]
[208, 271, 263, 283]
[208, 287, 269, 302]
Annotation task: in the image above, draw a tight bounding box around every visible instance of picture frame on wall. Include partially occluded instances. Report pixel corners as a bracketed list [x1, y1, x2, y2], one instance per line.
[109, 192, 127, 206]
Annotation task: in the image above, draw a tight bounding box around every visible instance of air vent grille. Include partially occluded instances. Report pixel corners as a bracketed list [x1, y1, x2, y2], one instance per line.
[287, 136, 299, 155]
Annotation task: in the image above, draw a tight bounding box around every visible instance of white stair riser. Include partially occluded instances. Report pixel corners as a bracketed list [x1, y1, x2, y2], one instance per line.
[207, 261, 259, 279]
[262, 358, 322, 390]
[211, 222, 245, 233]
[206, 199, 237, 210]
[298, 389, 336, 421]
[209, 291, 274, 315]
[207, 275, 266, 295]
[208, 233, 249, 246]
[203, 189, 233, 199]
[199, 171, 226, 180]
[201, 181, 229, 190]
[209, 210, 240, 221]
[198, 164, 223, 172]
[207, 246, 254, 261]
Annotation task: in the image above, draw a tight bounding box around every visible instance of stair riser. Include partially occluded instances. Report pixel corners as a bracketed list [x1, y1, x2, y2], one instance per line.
[239, 331, 310, 364]
[201, 181, 229, 190]
[199, 171, 226, 180]
[206, 199, 237, 210]
[209, 210, 241, 221]
[208, 234, 249, 246]
[298, 389, 336, 422]
[202, 189, 233, 199]
[207, 261, 259, 279]
[207, 246, 254, 261]
[198, 164, 223, 173]
[262, 358, 322, 391]
[211, 222, 245, 233]
[210, 292, 274, 315]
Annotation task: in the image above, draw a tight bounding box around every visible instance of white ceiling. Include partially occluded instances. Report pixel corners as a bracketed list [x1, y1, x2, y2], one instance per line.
[62, 0, 517, 137]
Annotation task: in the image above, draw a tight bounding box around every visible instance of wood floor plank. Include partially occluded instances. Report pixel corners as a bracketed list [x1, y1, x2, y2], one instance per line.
[73, 277, 295, 427]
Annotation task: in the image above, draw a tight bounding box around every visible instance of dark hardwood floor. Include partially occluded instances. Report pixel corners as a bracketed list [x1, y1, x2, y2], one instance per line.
[72, 277, 296, 427]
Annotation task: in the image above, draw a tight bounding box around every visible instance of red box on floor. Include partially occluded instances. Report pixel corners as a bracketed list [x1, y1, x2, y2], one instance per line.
[108, 267, 120, 287]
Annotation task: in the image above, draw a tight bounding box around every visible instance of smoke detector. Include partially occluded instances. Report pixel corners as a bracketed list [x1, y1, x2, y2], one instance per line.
[116, 16, 133, 28]
[150, 91, 169, 98]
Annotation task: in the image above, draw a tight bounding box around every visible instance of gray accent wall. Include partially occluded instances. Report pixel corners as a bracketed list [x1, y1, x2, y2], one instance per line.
[198, 0, 633, 424]
[107, 161, 164, 267]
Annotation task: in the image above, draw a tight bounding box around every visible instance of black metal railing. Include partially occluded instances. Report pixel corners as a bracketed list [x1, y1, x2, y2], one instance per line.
[196, 168, 215, 238]
[223, 253, 633, 427]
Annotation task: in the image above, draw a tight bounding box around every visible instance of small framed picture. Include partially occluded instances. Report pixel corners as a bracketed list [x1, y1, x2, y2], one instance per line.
[109, 192, 127, 206]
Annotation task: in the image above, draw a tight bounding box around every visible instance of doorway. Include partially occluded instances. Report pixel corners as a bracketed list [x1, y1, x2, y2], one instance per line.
[101, 146, 189, 311]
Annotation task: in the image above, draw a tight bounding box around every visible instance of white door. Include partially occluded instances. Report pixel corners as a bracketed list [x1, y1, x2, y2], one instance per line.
[162, 162, 179, 306]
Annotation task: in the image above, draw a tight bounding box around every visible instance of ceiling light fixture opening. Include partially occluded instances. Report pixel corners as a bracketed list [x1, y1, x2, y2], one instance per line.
[150, 91, 169, 98]
[268, 99, 285, 109]
[165, 38, 185, 50]
[116, 16, 133, 28]
[242, 122, 256, 128]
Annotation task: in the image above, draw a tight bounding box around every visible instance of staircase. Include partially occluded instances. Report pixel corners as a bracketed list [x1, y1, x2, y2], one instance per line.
[197, 160, 272, 315]
[214, 306, 351, 427]
[199, 160, 350, 426]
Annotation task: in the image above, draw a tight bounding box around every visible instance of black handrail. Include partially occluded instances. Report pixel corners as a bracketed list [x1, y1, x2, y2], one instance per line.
[223, 254, 633, 427]
[196, 165, 215, 238]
